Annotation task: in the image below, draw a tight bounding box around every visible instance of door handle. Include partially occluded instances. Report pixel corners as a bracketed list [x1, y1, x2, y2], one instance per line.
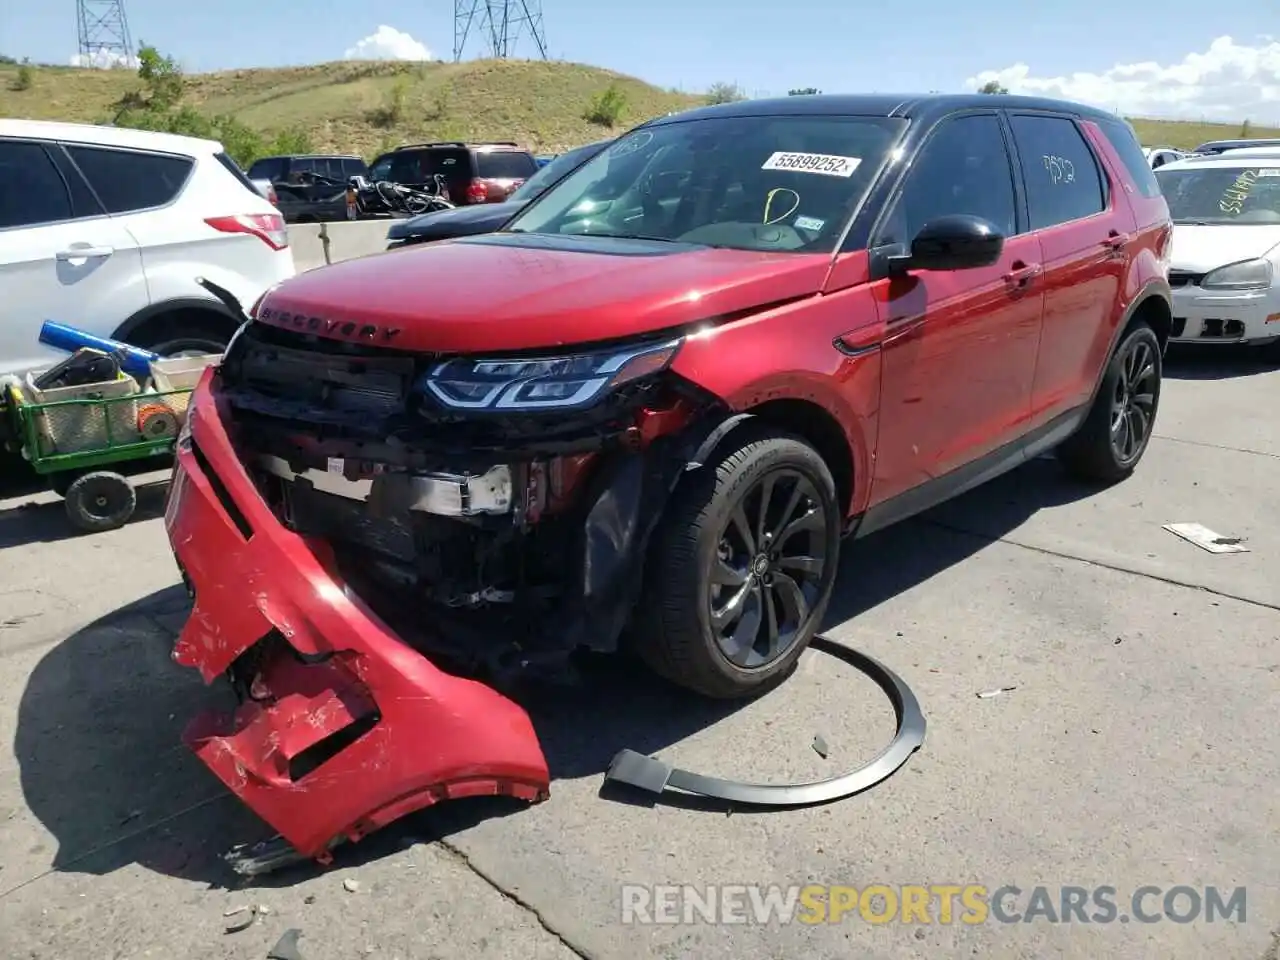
[56, 246, 114, 261]
[1002, 262, 1042, 289]
[1101, 230, 1130, 252]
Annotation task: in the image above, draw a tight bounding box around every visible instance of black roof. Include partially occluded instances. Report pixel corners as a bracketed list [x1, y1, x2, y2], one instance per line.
[649, 93, 1120, 127]
[252, 153, 364, 161]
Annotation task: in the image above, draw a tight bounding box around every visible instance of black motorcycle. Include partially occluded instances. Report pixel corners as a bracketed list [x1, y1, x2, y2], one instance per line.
[345, 173, 455, 218]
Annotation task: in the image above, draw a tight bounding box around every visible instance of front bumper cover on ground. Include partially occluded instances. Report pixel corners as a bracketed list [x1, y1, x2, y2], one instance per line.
[165, 372, 550, 862]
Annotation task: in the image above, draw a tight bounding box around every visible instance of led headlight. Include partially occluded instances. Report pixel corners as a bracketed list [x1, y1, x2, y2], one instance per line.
[422, 337, 682, 411]
[1201, 258, 1274, 290]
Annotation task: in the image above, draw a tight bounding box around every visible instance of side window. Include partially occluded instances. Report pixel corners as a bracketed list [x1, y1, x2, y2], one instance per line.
[369, 156, 393, 182]
[878, 114, 1017, 246]
[248, 157, 285, 181]
[1097, 118, 1162, 199]
[1008, 116, 1106, 230]
[66, 146, 193, 214]
[0, 140, 75, 228]
[343, 158, 367, 179]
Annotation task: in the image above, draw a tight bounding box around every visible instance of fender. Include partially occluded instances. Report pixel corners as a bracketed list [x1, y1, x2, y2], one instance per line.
[111, 296, 240, 344]
[1085, 279, 1172, 409]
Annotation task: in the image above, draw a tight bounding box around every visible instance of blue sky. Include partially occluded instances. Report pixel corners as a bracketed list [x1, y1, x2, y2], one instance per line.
[4, 1, 1279, 121]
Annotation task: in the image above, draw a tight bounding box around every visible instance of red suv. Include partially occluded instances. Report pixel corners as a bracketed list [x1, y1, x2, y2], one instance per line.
[164, 95, 1172, 862]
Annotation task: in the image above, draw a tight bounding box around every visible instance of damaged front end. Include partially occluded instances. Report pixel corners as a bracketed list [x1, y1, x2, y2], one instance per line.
[164, 317, 725, 862]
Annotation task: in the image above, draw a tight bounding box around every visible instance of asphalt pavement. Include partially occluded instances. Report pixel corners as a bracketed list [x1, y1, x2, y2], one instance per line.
[0, 346, 1276, 960]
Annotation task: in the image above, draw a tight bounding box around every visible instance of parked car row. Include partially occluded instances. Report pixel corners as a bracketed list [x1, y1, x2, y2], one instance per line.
[245, 141, 541, 223]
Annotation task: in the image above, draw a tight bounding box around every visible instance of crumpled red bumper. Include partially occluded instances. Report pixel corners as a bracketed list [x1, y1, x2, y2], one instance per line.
[163, 368, 550, 861]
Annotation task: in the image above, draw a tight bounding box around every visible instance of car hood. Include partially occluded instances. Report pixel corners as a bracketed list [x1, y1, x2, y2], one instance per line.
[387, 202, 524, 240]
[256, 232, 831, 353]
[1169, 223, 1280, 273]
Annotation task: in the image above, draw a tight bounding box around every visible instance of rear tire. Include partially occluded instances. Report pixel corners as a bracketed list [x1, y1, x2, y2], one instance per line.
[636, 426, 841, 699]
[1058, 321, 1162, 483]
[127, 318, 230, 358]
[64, 470, 136, 532]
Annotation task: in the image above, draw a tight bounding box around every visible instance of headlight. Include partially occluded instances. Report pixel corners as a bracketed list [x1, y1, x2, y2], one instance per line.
[421, 338, 682, 411]
[1201, 258, 1274, 290]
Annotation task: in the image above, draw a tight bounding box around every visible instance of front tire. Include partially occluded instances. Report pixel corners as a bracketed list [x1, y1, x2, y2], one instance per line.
[637, 426, 841, 699]
[1059, 321, 1162, 483]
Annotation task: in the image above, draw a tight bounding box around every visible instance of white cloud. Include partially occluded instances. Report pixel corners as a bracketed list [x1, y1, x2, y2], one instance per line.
[344, 25, 431, 61]
[70, 50, 139, 69]
[967, 36, 1280, 123]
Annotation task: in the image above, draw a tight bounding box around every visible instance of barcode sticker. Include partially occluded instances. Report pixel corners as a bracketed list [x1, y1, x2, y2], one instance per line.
[327, 457, 345, 474]
[1257, 168, 1280, 177]
[761, 152, 862, 177]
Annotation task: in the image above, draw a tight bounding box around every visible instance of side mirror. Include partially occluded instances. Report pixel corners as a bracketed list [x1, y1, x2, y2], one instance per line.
[889, 214, 1004, 274]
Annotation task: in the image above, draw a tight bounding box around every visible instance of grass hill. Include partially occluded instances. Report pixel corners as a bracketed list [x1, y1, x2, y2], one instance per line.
[1, 57, 1275, 159]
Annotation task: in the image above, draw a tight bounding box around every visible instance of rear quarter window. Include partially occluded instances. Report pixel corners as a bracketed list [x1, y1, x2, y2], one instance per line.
[65, 145, 194, 213]
[1008, 115, 1106, 230]
[1097, 118, 1162, 199]
[477, 151, 537, 179]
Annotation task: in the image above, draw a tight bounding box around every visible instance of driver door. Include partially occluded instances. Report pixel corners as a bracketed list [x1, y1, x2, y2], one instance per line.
[866, 112, 1045, 512]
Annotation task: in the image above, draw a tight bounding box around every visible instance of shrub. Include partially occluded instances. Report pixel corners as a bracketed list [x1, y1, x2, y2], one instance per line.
[584, 83, 626, 127]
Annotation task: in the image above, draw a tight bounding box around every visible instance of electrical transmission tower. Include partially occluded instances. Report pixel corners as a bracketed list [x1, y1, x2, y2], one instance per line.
[76, 0, 135, 66]
[453, 0, 548, 62]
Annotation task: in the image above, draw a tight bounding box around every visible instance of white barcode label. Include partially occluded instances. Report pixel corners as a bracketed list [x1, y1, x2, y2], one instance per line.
[1257, 168, 1280, 177]
[761, 152, 862, 177]
[327, 457, 344, 474]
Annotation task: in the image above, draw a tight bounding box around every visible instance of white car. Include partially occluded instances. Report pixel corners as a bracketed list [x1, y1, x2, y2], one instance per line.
[1154, 152, 1280, 347]
[0, 119, 295, 375]
[1143, 145, 1189, 169]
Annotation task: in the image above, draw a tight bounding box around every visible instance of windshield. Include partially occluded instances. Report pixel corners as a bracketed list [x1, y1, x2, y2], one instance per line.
[508, 141, 607, 202]
[1156, 165, 1280, 224]
[506, 115, 905, 252]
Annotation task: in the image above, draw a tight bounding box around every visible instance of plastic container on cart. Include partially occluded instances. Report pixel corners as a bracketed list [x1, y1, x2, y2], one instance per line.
[147, 354, 222, 423]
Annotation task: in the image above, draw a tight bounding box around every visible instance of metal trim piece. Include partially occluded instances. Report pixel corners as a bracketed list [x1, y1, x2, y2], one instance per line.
[604, 635, 926, 806]
[256, 455, 513, 516]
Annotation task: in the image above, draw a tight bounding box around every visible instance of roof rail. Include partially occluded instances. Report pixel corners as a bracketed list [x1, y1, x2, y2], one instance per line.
[393, 140, 521, 150]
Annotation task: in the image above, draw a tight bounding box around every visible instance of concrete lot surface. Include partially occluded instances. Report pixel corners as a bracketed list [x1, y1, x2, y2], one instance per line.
[0, 347, 1277, 960]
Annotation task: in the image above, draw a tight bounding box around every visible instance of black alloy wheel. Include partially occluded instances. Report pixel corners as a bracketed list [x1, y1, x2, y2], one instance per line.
[1110, 335, 1158, 466]
[1058, 320, 1162, 483]
[709, 469, 829, 669]
[636, 427, 841, 700]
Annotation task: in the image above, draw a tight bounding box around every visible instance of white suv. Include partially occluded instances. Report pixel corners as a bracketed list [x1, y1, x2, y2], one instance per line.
[0, 119, 295, 375]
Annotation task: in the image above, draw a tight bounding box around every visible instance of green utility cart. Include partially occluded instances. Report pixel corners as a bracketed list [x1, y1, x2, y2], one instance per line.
[2, 356, 216, 532]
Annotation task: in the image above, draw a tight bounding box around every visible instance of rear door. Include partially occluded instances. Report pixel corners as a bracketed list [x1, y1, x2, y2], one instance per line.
[0, 138, 146, 376]
[1007, 113, 1129, 424]
[868, 112, 1045, 508]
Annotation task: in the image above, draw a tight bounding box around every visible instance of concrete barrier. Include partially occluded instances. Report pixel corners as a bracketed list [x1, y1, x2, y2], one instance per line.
[287, 223, 329, 272]
[286, 221, 396, 273]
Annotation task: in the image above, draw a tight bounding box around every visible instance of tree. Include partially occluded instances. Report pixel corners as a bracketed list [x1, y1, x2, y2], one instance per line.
[788, 87, 820, 96]
[977, 80, 1008, 95]
[706, 81, 745, 105]
[110, 44, 311, 166]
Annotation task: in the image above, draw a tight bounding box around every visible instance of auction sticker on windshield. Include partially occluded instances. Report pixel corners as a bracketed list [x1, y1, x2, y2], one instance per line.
[762, 152, 862, 177]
